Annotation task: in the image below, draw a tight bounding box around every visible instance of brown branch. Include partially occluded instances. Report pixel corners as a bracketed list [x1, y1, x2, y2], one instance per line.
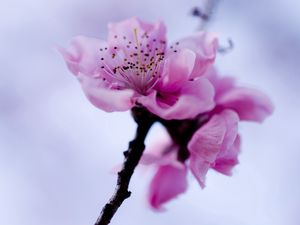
[94, 107, 156, 225]
[93, 105, 210, 225]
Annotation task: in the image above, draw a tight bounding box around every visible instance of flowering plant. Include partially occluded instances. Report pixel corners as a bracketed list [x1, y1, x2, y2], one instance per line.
[59, 16, 273, 225]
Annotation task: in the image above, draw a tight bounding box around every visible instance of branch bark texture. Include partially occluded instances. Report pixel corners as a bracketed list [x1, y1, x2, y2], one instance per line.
[93, 107, 209, 225]
[94, 107, 156, 225]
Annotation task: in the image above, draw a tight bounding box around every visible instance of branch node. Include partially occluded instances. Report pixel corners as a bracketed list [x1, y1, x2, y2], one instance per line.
[123, 150, 129, 157]
[126, 191, 131, 198]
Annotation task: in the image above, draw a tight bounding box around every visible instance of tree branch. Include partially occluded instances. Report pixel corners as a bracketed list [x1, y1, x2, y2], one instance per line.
[94, 107, 156, 225]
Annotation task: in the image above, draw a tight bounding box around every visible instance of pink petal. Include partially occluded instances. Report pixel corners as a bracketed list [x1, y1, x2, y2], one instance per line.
[159, 49, 196, 92]
[78, 74, 134, 112]
[188, 113, 227, 162]
[174, 32, 218, 78]
[219, 110, 239, 152]
[218, 87, 274, 122]
[188, 110, 239, 186]
[108, 17, 166, 52]
[140, 153, 162, 166]
[138, 77, 215, 120]
[202, 67, 237, 100]
[140, 137, 173, 165]
[189, 154, 210, 188]
[203, 67, 274, 122]
[148, 164, 188, 210]
[58, 36, 106, 76]
[213, 135, 241, 175]
[140, 134, 184, 167]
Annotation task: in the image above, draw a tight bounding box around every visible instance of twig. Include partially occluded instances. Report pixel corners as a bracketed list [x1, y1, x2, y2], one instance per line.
[93, 106, 210, 224]
[192, 1, 234, 54]
[94, 107, 156, 225]
[218, 38, 234, 54]
[191, 0, 221, 30]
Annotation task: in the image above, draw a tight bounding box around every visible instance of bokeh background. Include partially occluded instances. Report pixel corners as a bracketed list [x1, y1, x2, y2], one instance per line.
[1, 0, 300, 224]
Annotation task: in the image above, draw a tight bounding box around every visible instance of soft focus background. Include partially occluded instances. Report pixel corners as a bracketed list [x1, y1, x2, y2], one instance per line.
[1, 0, 300, 224]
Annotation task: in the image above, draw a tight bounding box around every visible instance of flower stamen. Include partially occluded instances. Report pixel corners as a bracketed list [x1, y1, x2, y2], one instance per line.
[133, 28, 142, 68]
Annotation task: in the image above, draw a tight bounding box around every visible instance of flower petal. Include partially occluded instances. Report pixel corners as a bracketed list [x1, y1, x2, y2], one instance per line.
[213, 110, 240, 176]
[218, 87, 274, 122]
[189, 155, 210, 188]
[188, 113, 226, 162]
[108, 17, 166, 53]
[203, 67, 274, 122]
[58, 36, 106, 76]
[78, 74, 134, 112]
[174, 32, 218, 78]
[148, 164, 188, 210]
[213, 135, 241, 176]
[219, 110, 239, 152]
[203, 67, 236, 101]
[140, 136, 173, 165]
[188, 110, 238, 186]
[159, 49, 196, 92]
[138, 77, 215, 120]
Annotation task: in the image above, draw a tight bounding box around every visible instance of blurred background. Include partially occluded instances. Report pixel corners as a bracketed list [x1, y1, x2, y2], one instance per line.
[1, 0, 299, 224]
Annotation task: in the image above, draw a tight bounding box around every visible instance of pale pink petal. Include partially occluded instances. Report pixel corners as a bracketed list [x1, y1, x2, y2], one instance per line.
[187, 110, 238, 186]
[189, 155, 210, 188]
[140, 137, 183, 167]
[214, 76, 236, 101]
[78, 74, 134, 112]
[219, 110, 239, 152]
[140, 136, 172, 165]
[203, 67, 236, 100]
[218, 87, 274, 122]
[213, 110, 240, 176]
[140, 153, 162, 166]
[213, 135, 241, 175]
[58, 36, 106, 76]
[207, 74, 236, 102]
[148, 164, 188, 210]
[174, 32, 218, 78]
[138, 77, 215, 120]
[108, 17, 166, 52]
[202, 65, 219, 84]
[188, 113, 226, 159]
[159, 49, 196, 92]
[203, 67, 274, 122]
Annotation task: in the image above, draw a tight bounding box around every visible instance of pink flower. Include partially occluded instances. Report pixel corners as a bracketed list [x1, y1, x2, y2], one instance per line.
[143, 110, 240, 209]
[59, 17, 218, 119]
[185, 68, 274, 187]
[142, 69, 273, 209]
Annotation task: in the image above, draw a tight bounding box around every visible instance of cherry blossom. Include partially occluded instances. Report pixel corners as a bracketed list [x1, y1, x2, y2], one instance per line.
[59, 17, 218, 119]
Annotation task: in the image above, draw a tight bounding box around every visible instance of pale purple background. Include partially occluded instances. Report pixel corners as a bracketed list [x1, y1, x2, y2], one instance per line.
[1, 0, 300, 225]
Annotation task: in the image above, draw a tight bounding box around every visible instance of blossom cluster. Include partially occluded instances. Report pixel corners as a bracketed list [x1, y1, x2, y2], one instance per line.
[59, 17, 273, 210]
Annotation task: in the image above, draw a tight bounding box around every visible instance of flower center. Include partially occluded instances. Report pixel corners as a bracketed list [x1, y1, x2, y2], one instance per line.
[99, 29, 167, 94]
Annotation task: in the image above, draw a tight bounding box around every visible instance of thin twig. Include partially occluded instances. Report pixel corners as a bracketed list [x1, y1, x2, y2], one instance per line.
[218, 38, 234, 54]
[191, 0, 220, 30]
[192, 1, 234, 54]
[94, 107, 156, 225]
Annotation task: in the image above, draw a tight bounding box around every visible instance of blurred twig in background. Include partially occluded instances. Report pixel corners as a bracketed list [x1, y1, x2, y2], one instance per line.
[191, 0, 220, 29]
[218, 38, 234, 54]
[192, 1, 234, 54]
